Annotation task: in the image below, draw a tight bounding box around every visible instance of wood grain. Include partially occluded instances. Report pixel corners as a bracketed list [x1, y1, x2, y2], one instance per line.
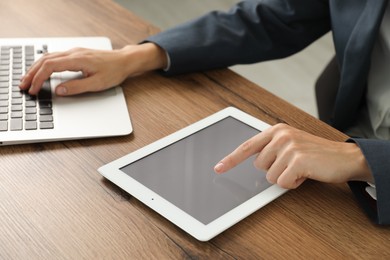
[1, 0, 389, 259]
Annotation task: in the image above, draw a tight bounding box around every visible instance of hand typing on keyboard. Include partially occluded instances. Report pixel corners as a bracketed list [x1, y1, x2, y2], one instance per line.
[19, 43, 168, 96]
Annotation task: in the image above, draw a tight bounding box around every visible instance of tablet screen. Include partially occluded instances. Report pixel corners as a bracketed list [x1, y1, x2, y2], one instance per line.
[120, 116, 271, 225]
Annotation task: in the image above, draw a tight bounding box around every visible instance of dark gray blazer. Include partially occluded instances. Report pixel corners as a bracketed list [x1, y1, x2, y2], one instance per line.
[147, 0, 390, 224]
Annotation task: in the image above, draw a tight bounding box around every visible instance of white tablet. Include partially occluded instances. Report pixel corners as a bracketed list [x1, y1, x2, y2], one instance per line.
[98, 107, 287, 241]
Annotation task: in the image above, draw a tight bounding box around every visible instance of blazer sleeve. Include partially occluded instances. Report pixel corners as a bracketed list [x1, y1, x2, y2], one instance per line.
[146, 0, 331, 75]
[349, 138, 390, 225]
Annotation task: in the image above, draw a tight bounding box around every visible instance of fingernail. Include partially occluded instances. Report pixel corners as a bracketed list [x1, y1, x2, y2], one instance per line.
[56, 86, 67, 95]
[214, 162, 224, 174]
[28, 85, 35, 94]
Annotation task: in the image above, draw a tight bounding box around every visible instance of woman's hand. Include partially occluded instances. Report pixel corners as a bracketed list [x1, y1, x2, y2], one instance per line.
[214, 123, 373, 189]
[19, 43, 167, 96]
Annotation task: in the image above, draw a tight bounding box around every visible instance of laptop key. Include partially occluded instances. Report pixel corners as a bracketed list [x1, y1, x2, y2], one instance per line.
[25, 114, 37, 121]
[39, 107, 52, 115]
[11, 98, 22, 105]
[25, 107, 37, 114]
[10, 118, 22, 131]
[0, 94, 9, 100]
[11, 105, 23, 111]
[39, 100, 52, 108]
[11, 92, 23, 98]
[40, 115, 53, 122]
[25, 100, 37, 107]
[11, 111, 22, 118]
[13, 69, 22, 75]
[0, 121, 7, 131]
[0, 114, 8, 120]
[25, 121, 37, 130]
[40, 122, 54, 129]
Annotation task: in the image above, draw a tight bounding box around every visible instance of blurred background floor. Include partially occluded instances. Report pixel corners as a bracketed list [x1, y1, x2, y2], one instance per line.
[115, 0, 335, 117]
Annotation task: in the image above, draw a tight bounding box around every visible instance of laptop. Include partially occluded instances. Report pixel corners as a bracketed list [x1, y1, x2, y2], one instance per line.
[0, 37, 132, 146]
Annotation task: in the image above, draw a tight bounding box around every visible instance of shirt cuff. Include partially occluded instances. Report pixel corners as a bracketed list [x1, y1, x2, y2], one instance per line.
[163, 50, 171, 72]
[366, 182, 377, 200]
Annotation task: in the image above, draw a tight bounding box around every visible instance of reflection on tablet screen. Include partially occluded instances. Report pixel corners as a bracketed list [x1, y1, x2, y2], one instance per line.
[120, 117, 271, 225]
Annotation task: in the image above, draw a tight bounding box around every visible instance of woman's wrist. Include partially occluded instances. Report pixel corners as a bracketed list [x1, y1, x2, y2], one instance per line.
[347, 143, 374, 183]
[120, 43, 168, 77]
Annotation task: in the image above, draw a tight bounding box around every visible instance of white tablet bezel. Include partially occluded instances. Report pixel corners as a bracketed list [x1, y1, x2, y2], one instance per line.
[98, 107, 287, 241]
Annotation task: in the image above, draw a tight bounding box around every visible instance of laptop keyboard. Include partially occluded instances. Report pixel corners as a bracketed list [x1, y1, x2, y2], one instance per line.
[0, 45, 54, 132]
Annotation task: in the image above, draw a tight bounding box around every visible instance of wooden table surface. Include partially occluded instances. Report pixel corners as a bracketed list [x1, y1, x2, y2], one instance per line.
[1, 0, 389, 259]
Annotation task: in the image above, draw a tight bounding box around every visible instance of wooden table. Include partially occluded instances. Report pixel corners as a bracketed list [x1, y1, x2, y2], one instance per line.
[1, 0, 389, 258]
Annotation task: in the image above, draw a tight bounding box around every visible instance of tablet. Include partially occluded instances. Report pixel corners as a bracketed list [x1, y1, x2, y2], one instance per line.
[98, 107, 287, 241]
